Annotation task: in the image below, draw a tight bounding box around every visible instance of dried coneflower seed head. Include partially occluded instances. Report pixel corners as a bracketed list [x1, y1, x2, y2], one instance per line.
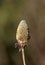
[16, 20, 30, 47]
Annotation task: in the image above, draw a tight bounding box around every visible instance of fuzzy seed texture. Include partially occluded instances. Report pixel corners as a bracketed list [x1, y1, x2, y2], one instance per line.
[16, 20, 28, 43]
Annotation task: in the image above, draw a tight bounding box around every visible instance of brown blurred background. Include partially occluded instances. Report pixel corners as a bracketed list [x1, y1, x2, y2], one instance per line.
[0, 0, 45, 65]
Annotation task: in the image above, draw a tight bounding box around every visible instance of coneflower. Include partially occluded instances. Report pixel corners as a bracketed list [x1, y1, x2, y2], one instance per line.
[15, 20, 30, 65]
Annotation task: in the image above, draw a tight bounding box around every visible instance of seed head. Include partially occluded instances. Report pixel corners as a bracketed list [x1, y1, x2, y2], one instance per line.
[16, 20, 29, 65]
[16, 20, 29, 44]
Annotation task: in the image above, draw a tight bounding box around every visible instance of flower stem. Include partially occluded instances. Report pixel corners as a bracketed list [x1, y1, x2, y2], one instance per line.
[21, 47, 26, 65]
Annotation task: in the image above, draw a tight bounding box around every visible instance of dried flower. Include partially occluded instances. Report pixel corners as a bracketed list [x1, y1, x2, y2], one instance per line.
[16, 20, 30, 48]
[15, 20, 30, 65]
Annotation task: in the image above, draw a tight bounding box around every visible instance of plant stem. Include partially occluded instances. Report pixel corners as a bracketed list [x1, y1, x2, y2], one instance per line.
[21, 47, 26, 65]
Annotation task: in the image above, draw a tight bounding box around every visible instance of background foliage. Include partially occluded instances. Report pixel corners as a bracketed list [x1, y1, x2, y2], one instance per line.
[0, 0, 45, 65]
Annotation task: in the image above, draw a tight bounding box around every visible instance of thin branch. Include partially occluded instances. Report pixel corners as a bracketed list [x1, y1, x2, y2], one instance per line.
[21, 47, 26, 65]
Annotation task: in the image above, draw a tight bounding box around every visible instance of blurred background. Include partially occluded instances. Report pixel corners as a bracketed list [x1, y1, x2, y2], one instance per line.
[0, 0, 45, 65]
